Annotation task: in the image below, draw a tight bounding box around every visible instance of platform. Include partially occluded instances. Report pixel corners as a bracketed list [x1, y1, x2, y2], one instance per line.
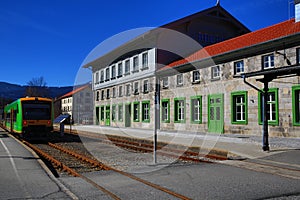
[0, 128, 74, 199]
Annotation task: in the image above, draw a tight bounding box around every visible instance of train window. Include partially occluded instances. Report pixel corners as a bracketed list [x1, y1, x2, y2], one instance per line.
[22, 102, 51, 120]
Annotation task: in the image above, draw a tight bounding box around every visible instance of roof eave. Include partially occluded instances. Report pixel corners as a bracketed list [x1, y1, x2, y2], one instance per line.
[157, 32, 300, 76]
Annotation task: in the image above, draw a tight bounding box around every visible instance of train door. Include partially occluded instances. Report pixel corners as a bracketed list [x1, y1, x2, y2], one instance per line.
[208, 94, 224, 134]
[105, 105, 110, 126]
[10, 109, 14, 132]
[125, 103, 131, 127]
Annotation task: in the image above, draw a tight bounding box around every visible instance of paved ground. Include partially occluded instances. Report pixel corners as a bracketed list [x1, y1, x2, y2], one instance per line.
[59, 161, 300, 200]
[1, 125, 300, 199]
[0, 128, 74, 200]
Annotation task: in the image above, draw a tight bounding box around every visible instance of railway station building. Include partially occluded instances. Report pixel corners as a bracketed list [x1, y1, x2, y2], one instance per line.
[58, 84, 93, 124]
[84, 3, 300, 137]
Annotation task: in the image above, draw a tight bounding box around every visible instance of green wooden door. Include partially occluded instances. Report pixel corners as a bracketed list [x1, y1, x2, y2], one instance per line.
[105, 106, 110, 126]
[95, 107, 100, 125]
[208, 94, 224, 133]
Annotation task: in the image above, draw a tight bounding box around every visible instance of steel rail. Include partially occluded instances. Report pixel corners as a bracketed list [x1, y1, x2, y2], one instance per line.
[60, 129, 227, 161]
[22, 140, 121, 200]
[50, 142, 192, 200]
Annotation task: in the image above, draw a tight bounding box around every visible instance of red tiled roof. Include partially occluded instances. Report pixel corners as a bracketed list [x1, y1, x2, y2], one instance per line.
[162, 19, 300, 70]
[59, 85, 89, 99]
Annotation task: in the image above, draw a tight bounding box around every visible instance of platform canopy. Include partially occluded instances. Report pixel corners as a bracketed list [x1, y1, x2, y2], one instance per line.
[235, 64, 300, 151]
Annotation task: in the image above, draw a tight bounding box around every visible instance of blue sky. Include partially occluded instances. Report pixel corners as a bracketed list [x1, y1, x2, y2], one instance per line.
[0, 0, 293, 87]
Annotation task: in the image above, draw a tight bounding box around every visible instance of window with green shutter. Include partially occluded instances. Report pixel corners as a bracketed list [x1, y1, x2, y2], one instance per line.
[174, 97, 185, 123]
[231, 91, 248, 125]
[258, 88, 279, 125]
[191, 96, 202, 124]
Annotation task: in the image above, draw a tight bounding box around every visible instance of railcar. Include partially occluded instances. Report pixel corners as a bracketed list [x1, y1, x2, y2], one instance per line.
[4, 97, 53, 136]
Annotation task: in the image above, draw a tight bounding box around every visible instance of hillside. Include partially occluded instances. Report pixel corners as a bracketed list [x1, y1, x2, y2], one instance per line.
[0, 82, 73, 100]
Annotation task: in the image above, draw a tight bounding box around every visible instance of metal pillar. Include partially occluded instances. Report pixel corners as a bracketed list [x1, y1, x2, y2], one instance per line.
[154, 77, 160, 164]
[262, 81, 270, 151]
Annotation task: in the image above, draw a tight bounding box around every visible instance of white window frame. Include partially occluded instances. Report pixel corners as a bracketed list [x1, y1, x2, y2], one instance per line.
[111, 65, 116, 79]
[133, 82, 139, 94]
[162, 77, 169, 88]
[118, 85, 123, 97]
[234, 60, 244, 74]
[176, 74, 183, 86]
[133, 56, 139, 72]
[105, 67, 110, 81]
[126, 84, 131, 96]
[117, 62, 123, 77]
[262, 53, 274, 69]
[125, 60, 130, 75]
[192, 70, 200, 83]
[142, 52, 148, 69]
[143, 80, 149, 93]
[211, 66, 220, 79]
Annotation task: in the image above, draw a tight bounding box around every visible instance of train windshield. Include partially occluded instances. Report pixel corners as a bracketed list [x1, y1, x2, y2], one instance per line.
[22, 101, 51, 120]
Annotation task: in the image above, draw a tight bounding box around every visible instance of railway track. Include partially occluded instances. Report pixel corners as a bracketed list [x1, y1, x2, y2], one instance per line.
[57, 128, 228, 162]
[22, 139, 193, 200]
[51, 129, 300, 181]
[223, 157, 300, 180]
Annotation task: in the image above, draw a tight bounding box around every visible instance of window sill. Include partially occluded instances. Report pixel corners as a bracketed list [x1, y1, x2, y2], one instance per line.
[211, 77, 220, 81]
[175, 120, 186, 123]
[141, 66, 149, 70]
[191, 120, 202, 124]
[192, 81, 200, 85]
[258, 121, 278, 126]
[231, 121, 248, 125]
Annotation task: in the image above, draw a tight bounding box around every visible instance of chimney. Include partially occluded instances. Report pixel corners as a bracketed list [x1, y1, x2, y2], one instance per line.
[295, 0, 300, 22]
